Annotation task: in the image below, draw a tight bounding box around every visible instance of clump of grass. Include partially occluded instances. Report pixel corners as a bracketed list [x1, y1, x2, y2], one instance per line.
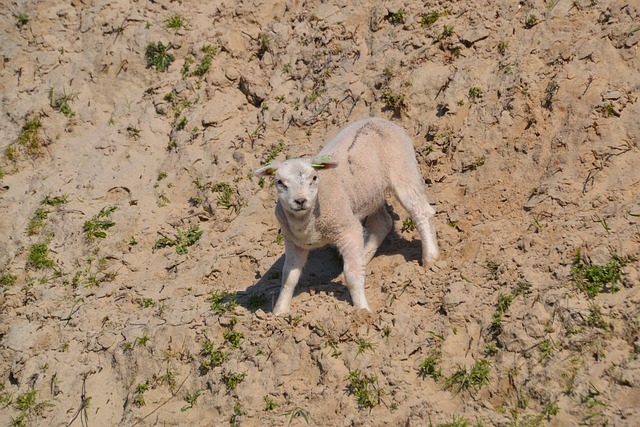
[445, 359, 491, 393]
[490, 292, 514, 338]
[166, 14, 187, 32]
[211, 182, 244, 213]
[132, 383, 148, 407]
[261, 140, 286, 165]
[418, 354, 442, 381]
[181, 389, 201, 411]
[468, 86, 484, 101]
[16, 116, 44, 159]
[11, 389, 52, 425]
[461, 155, 486, 172]
[200, 339, 226, 373]
[347, 369, 383, 409]
[381, 91, 407, 114]
[16, 13, 30, 28]
[355, 338, 377, 358]
[421, 11, 441, 28]
[193, 45, 217, 77]
[145, 42, 175, 72]
[50, 88, 78, 118]
[387, 8, 406, 25]
[571, 251, 626, 298]
[263, 395, 277, 411]
[153, 224, 203, 255]
[208, 291, 238, 314]
[28, 243, 55, 269]
[223, 331, 244, 349]
[1, 274, 18, 287]
[401, 217, 416, 233]
[525, 14, 538, 28]
[43, 194, 68, 206]
[83, 206, 117, 240]
[221, 371, 246, 392]
[26, 208, 49, 236]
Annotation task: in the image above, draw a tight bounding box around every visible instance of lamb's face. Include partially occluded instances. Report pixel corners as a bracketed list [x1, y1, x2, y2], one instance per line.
[274, 160, 319, 216]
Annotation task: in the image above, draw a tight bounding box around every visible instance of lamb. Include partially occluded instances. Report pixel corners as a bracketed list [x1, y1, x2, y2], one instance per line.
[254, 117, 439, 315]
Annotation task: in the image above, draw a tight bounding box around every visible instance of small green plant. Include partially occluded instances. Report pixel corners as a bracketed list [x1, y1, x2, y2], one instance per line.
[347, 369, 383, 409]
[153, 224, 203, 255]
[26, 208, 49, 236]
[16, 13, 30, 28]
[221, 371, 246, 392]
[571, 251, 626, 298]
[12, 116, 44, 160]
[421, 11, 441, 28]
[490, 292, 514, 338]
[200, 339, 226, 373]
[193, 45, 215, 77]
[11, 389, 52, 425]
[145, 42, 175, 72]
[263, 395, 277, 411]
[468, 86, 484, 101]
[43, 194, 68, 206]
[223, 331, 244, 349]
[401, 218, 416, 233]
[132, 383, 148, 407]
[50, 88, 78, 118]
[286, 406, 309, 425]
[445, 359, 491, 393]
[1, 273, 17, 287]
[28, 243, 55, 269]
[211, 182, 244, 212]
[355, 338, 377, 358]
[538, 339, 556, 362]
[498, 40, 509, 55]
[181, 389, 201, 411]
[388, 8, 406, 25]
[485, 260, 500, 278]
[436, 416, 469, 427]
[83, 206, 117, 240]
[525, 14, 538, 28]
[208, 291, 238, 314]
[601, 103, 619, 118]
[166, 14, 187, 31]
[142, 298, 154, 308]
[462, 156, 486, 172]
[418, 355, 442, 381]
[542, 399, 560, 420]
[436, 25, 454, 41]
[261, 140, 286, 165]
[381, 91, 407, 114]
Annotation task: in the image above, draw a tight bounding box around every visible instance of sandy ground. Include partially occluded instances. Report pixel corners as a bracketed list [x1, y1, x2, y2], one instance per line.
[1, 0, 639, 425]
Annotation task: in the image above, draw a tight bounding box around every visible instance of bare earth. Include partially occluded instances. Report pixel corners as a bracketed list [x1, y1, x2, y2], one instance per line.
[1, 0, 639, 426]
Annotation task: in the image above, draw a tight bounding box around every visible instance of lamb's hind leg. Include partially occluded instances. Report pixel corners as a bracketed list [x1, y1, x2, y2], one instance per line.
[363, 205, 393, 265]
[392, 180, 439, 266]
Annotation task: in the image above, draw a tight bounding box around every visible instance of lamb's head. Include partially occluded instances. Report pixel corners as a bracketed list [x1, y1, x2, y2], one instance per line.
[254, 156, 338, 216]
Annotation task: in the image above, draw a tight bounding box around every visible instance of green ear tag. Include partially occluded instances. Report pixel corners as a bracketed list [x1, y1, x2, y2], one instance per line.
[312, 155, 332, 167]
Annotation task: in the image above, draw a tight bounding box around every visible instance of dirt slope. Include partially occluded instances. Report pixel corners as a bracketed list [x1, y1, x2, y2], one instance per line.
[1, 0, 639, 426]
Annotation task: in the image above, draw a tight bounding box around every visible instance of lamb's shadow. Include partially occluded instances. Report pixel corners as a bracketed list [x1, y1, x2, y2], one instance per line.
[237, 208, 424, 314]
[237, 246, 350, 313]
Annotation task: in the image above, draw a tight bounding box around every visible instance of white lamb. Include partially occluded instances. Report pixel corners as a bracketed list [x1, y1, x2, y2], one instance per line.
[255, 117, 439, 315]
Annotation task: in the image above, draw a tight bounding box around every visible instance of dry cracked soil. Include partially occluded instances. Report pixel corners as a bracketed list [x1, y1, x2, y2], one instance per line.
[1, 0, 639, 426]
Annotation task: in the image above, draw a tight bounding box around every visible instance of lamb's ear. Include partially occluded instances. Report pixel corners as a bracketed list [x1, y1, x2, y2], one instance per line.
[254, 161, 282, 177]
[311, 155, 339, 170]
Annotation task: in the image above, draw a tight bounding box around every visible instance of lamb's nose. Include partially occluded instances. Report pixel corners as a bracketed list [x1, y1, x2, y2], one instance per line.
[294, 198, 306, 207]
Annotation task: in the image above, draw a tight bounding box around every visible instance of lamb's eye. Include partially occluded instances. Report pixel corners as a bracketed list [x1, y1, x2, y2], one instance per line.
[277, 179, 286, 188]
[312, 176, 318, 183]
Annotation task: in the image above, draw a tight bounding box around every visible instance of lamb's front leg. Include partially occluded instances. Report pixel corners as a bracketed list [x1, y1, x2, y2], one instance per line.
[336, 226, 370, 311]
[273, 238, 309, 316]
